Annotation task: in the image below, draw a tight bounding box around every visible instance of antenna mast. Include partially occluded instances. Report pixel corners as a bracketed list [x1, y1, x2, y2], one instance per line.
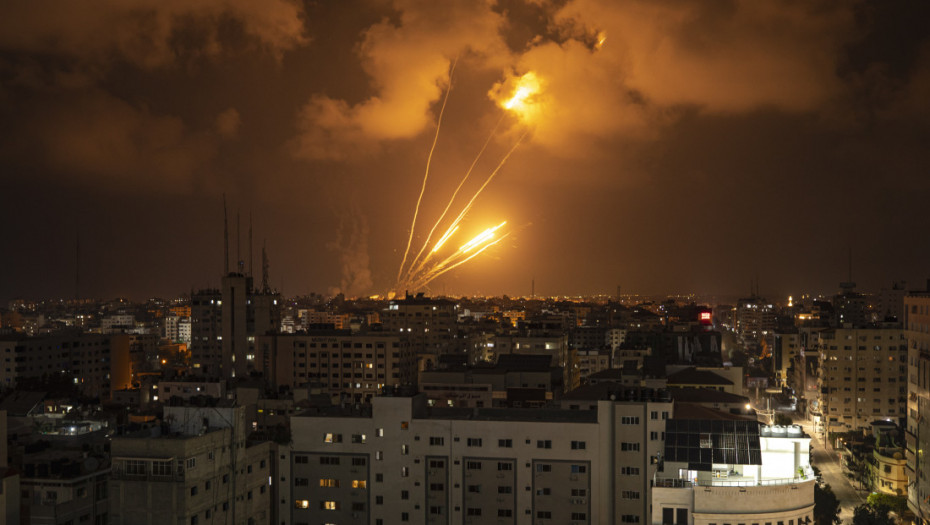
[223, 194, 229, 275]
[262, 240, 270, 293]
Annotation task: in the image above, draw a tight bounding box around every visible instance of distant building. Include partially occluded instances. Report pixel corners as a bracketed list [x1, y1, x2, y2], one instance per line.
[0, 331, 142, 399]
[381, 294, 457, 360]
[576, 349, 611, 382]
[419, 354, 562, 408]
[832, 282, 872, 327]
[666, 367, 737, 396]
[773, 329, 800, 388]
[190, 272, 281, 379]
[817, 326, 906, 433]
[877, 281, 907, 322]
[491, 332, 576, 390]
[260, 330, 415, 404]
[734, 296, 776, 347]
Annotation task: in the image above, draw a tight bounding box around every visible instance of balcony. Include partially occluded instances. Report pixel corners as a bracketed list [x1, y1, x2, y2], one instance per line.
[694, 475, 814, 487]
[652, 479, 693, 489]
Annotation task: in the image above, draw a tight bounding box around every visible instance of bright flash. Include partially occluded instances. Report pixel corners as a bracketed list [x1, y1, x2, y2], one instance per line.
[498, 72, 542, 123]
[505, 86, 532, 110]
[595, 31, 607, 50]
[459, 221, 507, 254]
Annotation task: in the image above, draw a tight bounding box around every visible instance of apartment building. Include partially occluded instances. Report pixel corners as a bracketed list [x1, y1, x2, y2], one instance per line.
[773, 329, 800, 388]
[260, 330, 416, 403]
[491, 333, 577, 391]
[0, 331, 137, 399]
[905, 291, 930, 523]
[189, 274, 281, 380]
[816, 326, 907, 433]
[110, 404, 275, 525]
[19, 450, 110, 525]
[381, 295, 458, 357]
[0, 410, 20, 525]
[280, 387, 672, 525]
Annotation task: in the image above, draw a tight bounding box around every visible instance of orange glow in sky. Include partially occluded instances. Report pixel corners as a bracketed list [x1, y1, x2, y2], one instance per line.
[499, 72, 543, 124]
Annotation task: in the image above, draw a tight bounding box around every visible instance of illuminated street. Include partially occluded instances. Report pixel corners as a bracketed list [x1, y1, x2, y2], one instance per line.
[797, 418, 867, 523]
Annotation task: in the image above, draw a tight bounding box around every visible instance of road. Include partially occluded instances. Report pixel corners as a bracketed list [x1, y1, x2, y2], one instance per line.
[796, 418, 867, 523]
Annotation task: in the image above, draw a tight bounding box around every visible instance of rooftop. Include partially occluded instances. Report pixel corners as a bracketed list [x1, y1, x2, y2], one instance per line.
[667, 367, 732, 386]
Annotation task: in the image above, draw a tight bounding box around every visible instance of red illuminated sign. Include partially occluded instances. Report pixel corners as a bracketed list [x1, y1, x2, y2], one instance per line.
[699, 311, 712, 323]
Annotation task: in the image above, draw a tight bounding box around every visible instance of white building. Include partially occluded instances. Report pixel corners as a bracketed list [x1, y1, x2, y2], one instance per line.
[281, 387, 672, 525]
[652, 420, 814, 525]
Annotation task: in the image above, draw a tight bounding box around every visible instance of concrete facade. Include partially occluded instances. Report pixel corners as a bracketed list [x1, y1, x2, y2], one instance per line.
[905, 292, 930, 523]
[653, 424, 814, 525]
[261, 331, 416, 403]
[281, 389, 672, 525]
[817, 326, 907, 433]
[110, 405, 276, 525]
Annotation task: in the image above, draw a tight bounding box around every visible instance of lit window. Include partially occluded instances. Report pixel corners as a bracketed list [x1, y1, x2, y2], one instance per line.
[295, 499, 309, 509]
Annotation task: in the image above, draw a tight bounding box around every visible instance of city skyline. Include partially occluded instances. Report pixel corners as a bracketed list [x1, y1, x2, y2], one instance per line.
[1, 1, 929, 303]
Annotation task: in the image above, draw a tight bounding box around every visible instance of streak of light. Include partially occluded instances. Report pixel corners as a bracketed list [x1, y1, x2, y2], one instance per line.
[459, 221, 506, 254]
[407, 233, 511, 291]
[440, 128, 530, 236]
[396, 58, 458, 283]
[403, 114, 507, 278]
[431, 225, 459, 253]
[396, 129, 527, 292]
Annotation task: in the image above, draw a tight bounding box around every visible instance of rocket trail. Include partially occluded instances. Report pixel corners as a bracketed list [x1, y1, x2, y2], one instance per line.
[397, 129, 529, 292]
[431, 225, 459, 253]
[402, 221, 508, 291]
[396, 58, 458, 284]
[435, 127, 530, 240]
[407, 233, 511, 291]
[402, 114, 507, 281]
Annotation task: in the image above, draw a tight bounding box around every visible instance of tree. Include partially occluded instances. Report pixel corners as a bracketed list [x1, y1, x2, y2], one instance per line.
[852, 504, 894, 525]
[867, 493, 908, 515]
[814, 483, 842, 525]
[774, 412, 793, 426]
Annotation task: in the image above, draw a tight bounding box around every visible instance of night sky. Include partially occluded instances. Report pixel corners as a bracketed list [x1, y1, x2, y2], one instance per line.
[1, 0, 929, 303]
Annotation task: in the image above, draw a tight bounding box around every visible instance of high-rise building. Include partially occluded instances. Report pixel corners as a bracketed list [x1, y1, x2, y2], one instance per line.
[773, 329, 800, 388]
[190, 274, 280, 379]
[734, 296, 776, 347]
[904, 290, 930, 523]
[817, 326, 907, 434]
